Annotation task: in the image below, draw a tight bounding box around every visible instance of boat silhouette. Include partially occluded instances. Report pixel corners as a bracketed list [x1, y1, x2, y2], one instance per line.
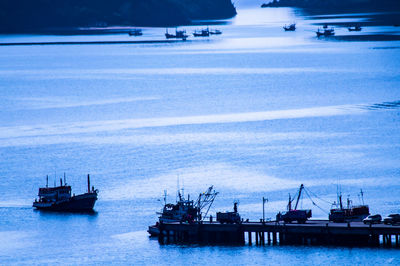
[33, 174, 98, 212]
[165, 28, 188, 40]
[283, 23, 296, 31]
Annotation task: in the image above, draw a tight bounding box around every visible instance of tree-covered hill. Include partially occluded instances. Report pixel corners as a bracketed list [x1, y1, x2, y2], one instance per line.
[0, 0, 237, 33]
[263, 0, 399, 12]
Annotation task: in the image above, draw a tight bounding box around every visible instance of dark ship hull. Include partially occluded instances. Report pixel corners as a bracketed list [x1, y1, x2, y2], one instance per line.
[33, 174, 98, 212]
[33, 192, 97, 212]
[147, 225, 160, 236]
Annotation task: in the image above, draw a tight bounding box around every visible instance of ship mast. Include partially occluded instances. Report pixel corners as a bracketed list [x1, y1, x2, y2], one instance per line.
[87, 174, 90, 193]
[294, 184, 304, 210]
[196, 186, 218, 221]
[360, 189, 365, 205]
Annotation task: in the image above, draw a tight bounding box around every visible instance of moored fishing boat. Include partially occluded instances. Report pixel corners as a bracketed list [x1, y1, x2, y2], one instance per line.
[316, 27, 335, 37]
[148, 186, 218, 236]
[329, 189, 369, 222]
[283, 23, 296, 31]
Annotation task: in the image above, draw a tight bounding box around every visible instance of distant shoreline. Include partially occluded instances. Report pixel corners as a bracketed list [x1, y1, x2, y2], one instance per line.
[262, 0, 400, 13]
[0, 39, 190, 46]
[262, 0, 400, 27]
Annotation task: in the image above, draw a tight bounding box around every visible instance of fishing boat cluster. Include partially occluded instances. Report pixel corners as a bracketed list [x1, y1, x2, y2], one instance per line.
[128, 27, 222, 41]
[31, 176, 399, 237]
[127, 22, 363, 42]
[147, 184, 400, 237]
[283, 22, 362, 37]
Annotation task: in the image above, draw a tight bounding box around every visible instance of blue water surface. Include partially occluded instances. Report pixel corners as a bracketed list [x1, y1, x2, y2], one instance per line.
[1, 5, 400, 265]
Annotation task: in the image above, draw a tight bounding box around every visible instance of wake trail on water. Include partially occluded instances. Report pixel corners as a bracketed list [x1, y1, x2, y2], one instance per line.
[0, 104, 366, 140]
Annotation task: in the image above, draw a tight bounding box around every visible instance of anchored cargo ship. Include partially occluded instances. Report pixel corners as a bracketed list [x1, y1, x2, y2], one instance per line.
[33, 174, 98, 212]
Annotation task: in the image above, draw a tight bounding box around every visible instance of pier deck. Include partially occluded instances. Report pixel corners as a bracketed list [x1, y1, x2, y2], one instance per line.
[157, 220, 400, 247]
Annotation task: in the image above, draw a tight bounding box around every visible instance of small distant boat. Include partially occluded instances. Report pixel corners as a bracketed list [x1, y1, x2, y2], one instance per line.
[323, 24, 329, 29]
[283, 23, 296, 31]
[193, 28, 210, 37]
[209, 29, 222, 35]
[165, 28, 188, 40]
[165, 31, 175, 39]
[129, 29, 143, 36]
[316, 27, 335, 37]
[348, 25, 362, 32]
[33, 174, 98, 212]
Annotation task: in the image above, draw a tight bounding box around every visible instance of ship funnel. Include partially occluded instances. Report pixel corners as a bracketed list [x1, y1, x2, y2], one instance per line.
[87, 174, 90, 193]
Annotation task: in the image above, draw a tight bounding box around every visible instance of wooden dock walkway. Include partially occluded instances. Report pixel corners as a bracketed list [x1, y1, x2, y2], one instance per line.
[157, 220, 400, 247]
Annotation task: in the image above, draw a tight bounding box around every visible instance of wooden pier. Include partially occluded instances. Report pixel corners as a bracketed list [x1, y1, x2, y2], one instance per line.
[157, 220, 400, 247]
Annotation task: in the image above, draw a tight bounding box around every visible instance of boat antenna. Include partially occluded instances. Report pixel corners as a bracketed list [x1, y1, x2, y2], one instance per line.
[164, 190, 167, 205]
[360, 189, 364, 205]
[46, 175, 48, 188]
[87, 174, 91, 193]
[182, 176, 184, 199]
[176, 175, 180, 202]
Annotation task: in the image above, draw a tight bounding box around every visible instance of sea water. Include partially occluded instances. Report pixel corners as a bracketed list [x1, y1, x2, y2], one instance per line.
[0, 5, 400, 265]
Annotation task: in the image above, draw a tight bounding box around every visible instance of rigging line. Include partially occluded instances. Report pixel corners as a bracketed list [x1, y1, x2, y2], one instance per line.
[305, 187, 330, 203]
[313, 201, 330, 215]
[304, 188, 329, 214]
[304, 187, 333, 205]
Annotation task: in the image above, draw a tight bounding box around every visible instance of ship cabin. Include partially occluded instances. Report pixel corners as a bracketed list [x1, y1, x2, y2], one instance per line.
[37, 185, 72, 203]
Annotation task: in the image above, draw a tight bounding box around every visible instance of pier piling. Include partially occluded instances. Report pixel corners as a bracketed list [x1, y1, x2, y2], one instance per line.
[157, 220, 400, 248]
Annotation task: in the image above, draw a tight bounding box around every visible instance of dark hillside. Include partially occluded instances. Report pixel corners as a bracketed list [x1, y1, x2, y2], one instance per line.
[0, 0, 237, 33]
[263, 0, 400, 12]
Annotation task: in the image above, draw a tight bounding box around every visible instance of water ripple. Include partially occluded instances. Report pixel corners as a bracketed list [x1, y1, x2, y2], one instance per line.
[364, 100, 400, 110]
